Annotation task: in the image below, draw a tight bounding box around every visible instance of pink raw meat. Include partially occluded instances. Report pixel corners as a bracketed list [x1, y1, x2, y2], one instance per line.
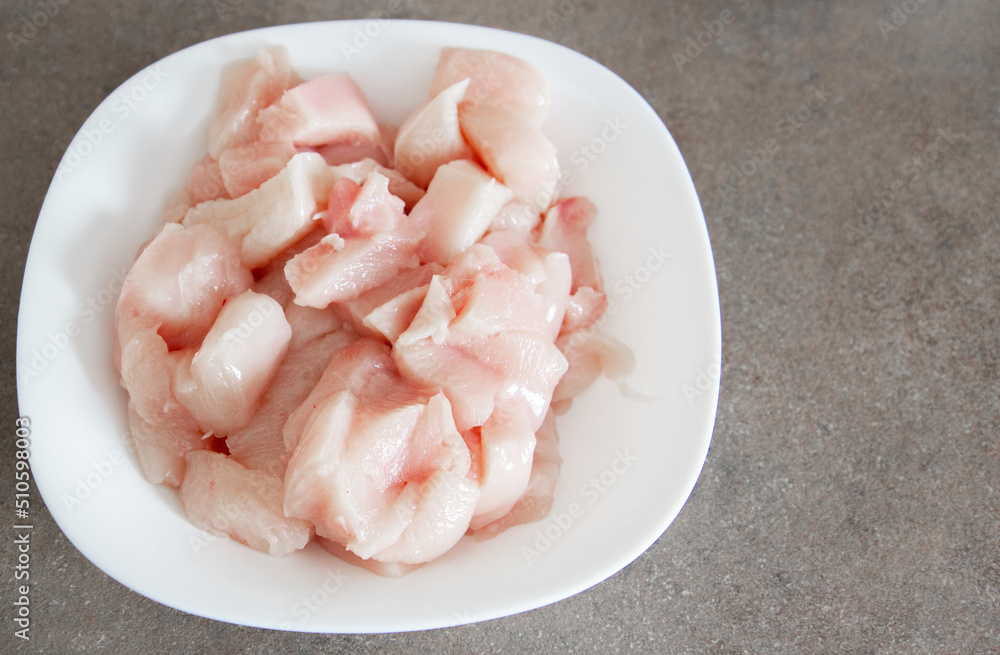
[394, 79, 474, 188]
[180, 450, 312, 556]
[460, 102, 560, 211]
[430, 47, 551, 127]
[186, 155, 230, 205]
[283, 339, 479, 564]
[183, 152, 336, 268]
[538, 196, 603, 292]
[218, 140, 297, 199]
[174, 290, 292, 436]
[409, 160, 512, 265]
[258, 72, 380, 148]
[207, 45, 298, 159]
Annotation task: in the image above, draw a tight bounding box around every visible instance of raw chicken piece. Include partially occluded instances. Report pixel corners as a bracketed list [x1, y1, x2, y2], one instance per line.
[258, 72, 380, 147]
[460, 103, 560, 211]
[186, 155, 230, 205]
[180, 450, 312, 556]
[330, 158, 425, 211]
[457, 330, 567, 428]
[538, 196, 603, 292]
[115, 222, 252, 353]
[208, 45, 298, 159]
[487, 199, 541, 235]
[447, 262, 550, 338]
[430, 47, 551, 127]
[183, 152, 336, 268]
[314, 123, 397, 168]
[552, 328, 635, 404]
[409, 160, 513, 265]
[285, 172, 423, 308]
[283, 339, 480, 564]
[334, 262, 443, 341]
[394, 79, 474, 188]
[115, 222, 251, 485]
[285, 229, 422, 309]
[394, 247, 568, 431]
[471, 409, 560, 539]
[251, 227, 327, 307]
[323, 172, 402, 237]
[318, 537, 422, 578]
[174, 290, 292, 436]
[561, 286, 608, 333]
[226, 329, 356, 476]
[218, 140, 297, 199]
[480, 230, 572, 339]
[125, 379, 205, 487]
[468, 396, 536, 530]
[394, 336, 504, 432]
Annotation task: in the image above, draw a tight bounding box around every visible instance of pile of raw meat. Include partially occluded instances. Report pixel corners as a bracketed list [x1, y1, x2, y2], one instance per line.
[114, 45, 632, 575]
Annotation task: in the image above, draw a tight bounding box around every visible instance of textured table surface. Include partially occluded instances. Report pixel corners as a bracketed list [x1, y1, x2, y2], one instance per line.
[2, 1, 998, 653]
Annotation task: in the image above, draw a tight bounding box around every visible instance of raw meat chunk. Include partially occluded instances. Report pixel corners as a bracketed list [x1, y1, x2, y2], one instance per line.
[538, 196, 603, 292]
[330, 158, 426, 211]
[258, 72, 380, 147]
[226, 329, 356, 476]
[409, 160, 512, 265]
[286, 172, 422, 308]
[469, 396, 536, 530]
[126, 396, 205, 488]
[187, 155, 230, 205]
[174, 290, 292, 436]
[553, 328, 635, 403]
[218, 140, 297, 199]
[460, 103, 560, 210]
[208, 45, 298, 159]
[335, 262, 443, 341]
[487, 199, 541, 235]
[183, 152, 336, 268]
[180, 450, 312, 556]
[115, 222, 253, 353]
[430, 47, 551, 127]
[283, 339, 480, 564]
[394, 249, 568, 431]
[394, 79, 474, 188]
[471, 409, 560, 539]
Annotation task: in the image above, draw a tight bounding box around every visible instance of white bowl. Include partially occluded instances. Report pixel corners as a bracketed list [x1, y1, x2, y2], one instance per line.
[17, 20, 721, 632]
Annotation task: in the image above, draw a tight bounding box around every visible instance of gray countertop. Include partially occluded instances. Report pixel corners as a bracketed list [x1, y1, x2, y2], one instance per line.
[2, 1, 998, 653]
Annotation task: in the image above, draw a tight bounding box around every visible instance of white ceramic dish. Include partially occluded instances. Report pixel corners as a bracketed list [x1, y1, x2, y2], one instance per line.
[17, 20, 721, 632]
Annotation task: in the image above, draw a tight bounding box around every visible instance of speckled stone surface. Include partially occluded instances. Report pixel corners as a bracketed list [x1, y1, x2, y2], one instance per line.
[2, 1, 998, 653]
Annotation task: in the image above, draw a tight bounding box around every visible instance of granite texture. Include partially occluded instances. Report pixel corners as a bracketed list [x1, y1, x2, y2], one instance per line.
[2, 0, 998, 653]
